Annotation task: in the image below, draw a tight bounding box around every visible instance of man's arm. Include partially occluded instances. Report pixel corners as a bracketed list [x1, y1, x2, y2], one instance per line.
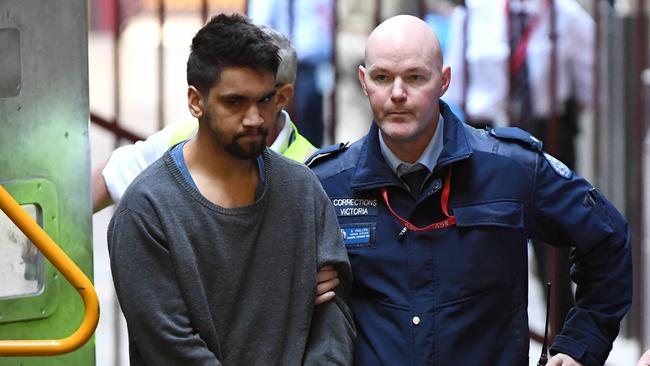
[302, 177, 356, 365]
[92, 159, 113, 212]
[97, 121, 196, 211]
[108, 208, 221, 365]
[530, 153, 632, 366]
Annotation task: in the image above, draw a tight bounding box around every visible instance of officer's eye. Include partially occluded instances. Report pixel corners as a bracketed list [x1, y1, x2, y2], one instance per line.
[409, 74, 424, 81]
[260, 95, 274, 104]
[373, 74, 390, 83]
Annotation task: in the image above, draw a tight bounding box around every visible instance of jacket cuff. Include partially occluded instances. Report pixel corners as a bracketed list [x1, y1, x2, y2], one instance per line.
[550, 334, 601, 366]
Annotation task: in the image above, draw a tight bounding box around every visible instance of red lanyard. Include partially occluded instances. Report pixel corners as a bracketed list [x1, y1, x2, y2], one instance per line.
[380, 167, 456, 233]
[506, 0, 551, 75]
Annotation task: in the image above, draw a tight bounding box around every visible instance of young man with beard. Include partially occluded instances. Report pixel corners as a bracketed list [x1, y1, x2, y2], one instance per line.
[108, 14, 354, 365]
[93, 26, 339, 306]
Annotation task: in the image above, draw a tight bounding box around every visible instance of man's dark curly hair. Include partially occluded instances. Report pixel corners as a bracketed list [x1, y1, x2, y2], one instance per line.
[186, 13, 280, 95]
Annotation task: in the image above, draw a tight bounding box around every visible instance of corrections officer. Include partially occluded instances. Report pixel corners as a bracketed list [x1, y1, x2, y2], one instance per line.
[308, 15, 631, 365]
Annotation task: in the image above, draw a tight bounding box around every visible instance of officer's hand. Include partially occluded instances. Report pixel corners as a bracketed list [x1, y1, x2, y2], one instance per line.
[546, 353, 583, 366]
[315, 266, 339, 305]
[636, 349, 650, 366]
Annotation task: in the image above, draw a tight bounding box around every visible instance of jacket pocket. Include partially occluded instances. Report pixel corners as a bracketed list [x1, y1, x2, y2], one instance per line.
[453, 200, 524, 229]
[437, 282, 508, 308]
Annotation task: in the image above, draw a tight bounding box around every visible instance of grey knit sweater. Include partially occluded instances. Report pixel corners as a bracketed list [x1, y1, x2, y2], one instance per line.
[108, 149, 355, 366]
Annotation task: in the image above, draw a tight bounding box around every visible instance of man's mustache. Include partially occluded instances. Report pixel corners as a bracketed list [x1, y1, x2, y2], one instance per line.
[234, 128, 268, 139]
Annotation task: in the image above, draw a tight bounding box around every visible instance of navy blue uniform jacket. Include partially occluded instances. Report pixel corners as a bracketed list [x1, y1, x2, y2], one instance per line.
[309, 101, 632, 365]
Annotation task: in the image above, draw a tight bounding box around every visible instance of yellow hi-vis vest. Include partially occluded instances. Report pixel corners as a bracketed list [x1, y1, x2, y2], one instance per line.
[167, 120, 316, 163]
[282, 121, 317, 162]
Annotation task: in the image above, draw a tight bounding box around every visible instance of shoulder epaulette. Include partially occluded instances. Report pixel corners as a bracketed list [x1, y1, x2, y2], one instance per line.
[489, 127, 543, 152]
[305, 142, 349, 167]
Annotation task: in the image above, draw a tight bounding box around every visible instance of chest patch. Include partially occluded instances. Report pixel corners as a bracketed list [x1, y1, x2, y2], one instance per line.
[331, 198, 378, 217]
[544, 153, 573, 179]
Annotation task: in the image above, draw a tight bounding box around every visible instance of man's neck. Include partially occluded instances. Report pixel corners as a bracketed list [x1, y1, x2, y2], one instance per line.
[183, 130, 260, 208]
[382, 121, 438, 164]
[383, 138, 429, 164]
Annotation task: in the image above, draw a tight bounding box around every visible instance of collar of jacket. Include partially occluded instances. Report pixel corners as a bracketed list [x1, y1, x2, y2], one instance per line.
[350, 100, 472, 193]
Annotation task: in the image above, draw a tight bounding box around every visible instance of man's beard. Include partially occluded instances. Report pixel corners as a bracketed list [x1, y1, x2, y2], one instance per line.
[225, 128, 268, 159]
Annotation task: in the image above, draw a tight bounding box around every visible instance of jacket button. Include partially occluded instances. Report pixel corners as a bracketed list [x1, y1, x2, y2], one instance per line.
[412, 316, 421, 325]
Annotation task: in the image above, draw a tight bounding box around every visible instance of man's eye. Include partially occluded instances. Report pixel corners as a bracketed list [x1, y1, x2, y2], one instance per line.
[260, 95, 274, 104]
[409, 74, 424, 81]
[374, 75, 389, 82]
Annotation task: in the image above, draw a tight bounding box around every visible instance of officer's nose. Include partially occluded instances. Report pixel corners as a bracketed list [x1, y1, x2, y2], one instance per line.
[242, 104, 265, 128]
[390, 78, 406, 102]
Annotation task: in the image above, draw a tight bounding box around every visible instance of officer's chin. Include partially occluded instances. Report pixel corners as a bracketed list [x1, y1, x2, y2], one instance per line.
[382, 112, 413, 123]
[378, 123, 420, 142]
[381, 113, 419, 130]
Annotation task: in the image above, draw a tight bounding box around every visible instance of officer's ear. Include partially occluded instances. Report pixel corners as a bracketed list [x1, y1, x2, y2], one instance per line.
[276, 83, 294, 110]
[358, 65, 369, 96]
[440, 66, 451, 96]
[187, 86, 204, 119]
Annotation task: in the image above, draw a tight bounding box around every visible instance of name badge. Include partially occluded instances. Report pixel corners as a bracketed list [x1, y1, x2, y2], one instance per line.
[340, 223, 376, 247]
[331, 198, 378, 217]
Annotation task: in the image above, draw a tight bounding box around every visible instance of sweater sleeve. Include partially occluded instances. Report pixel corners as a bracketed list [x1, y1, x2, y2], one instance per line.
[302, 180, 356, 365]
[108, 208, 222, 366]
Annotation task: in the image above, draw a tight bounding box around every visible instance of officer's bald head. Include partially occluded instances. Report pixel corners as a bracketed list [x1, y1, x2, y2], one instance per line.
[365, 15, 443, 72]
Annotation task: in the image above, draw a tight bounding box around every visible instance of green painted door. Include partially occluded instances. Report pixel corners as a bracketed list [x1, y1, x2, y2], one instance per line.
[0, 0, 94, 365]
